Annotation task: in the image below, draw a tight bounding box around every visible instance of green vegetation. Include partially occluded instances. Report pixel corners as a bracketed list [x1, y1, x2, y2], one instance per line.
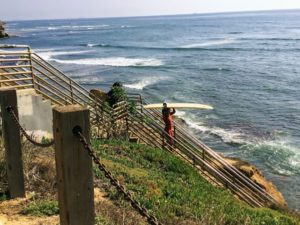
[107, 82, 127, 106]
[0, 131, 299, 224]
[0, 191, 9, 201]
[21, 199, 59, 216]
[92, 139, 300, 225]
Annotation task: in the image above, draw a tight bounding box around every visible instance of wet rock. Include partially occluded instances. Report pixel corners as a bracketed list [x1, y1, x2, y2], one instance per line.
[0, 21, 9, 39]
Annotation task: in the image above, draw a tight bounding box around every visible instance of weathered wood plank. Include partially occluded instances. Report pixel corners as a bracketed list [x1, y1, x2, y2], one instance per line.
[53, 105, 94, 225]
[0, 88, 25, 198]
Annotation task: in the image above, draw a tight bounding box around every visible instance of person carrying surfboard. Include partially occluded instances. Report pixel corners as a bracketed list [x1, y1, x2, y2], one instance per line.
[162, 102, 176, 146]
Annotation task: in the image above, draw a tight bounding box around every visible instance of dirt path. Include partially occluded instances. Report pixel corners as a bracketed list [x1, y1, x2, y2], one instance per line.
[0, 195, 59, 225]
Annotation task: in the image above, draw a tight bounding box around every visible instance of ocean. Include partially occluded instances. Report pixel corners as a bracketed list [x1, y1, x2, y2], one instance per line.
[1, 9, 300, 210]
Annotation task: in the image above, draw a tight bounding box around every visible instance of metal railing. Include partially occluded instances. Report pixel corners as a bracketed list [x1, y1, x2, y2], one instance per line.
[0, 45, 115, 137]
[0, 45, 280, 208]
[127, 93, 279, 208]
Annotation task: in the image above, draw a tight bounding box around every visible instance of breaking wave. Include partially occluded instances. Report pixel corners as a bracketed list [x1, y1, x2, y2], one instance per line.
[81, 40, 238, 51]
[241, 141, 300, 176]
[176, 111, 300, 176]
[181, 38, 236, 48]
[47, 25, 109, 30]
[177, 111, 249, 145]
[52, 57, 164, 67]
[36, 50, 92, 61]
[124, 76, 168, 90]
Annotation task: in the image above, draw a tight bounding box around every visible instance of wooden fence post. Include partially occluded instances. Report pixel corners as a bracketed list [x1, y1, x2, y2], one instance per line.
[0, 88, 25, 198]
[53, 105, 94, 225]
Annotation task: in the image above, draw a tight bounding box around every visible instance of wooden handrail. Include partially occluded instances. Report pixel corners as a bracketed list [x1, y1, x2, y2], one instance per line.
[0, 77, 32, 83]
[0, 71, 32, 76]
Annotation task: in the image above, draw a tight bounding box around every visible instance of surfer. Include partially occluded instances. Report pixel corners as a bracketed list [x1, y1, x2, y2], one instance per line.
[162, 102, 176, 146]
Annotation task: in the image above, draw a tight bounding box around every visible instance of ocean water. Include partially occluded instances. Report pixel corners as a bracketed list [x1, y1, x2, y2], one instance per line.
[1, 10, 300, 210]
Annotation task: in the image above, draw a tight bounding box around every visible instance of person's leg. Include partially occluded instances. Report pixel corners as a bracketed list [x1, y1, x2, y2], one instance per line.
[168, 128, 173, 146]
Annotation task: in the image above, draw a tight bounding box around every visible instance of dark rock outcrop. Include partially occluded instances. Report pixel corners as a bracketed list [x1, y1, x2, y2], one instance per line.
[0, 21, 9, 38]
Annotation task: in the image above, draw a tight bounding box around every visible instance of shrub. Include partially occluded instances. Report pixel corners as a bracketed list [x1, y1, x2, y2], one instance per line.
[21, 200, 59, 216]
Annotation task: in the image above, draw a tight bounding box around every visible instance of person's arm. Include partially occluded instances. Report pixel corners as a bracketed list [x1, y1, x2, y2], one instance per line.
[170, 108, 176, 115]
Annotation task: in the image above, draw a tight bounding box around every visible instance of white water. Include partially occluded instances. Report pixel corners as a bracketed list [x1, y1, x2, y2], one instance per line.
[181, 38, 236, 48]
[124, 76, 168, 90]
[52, 57, 164, 67]
[36, 50, 91, 61]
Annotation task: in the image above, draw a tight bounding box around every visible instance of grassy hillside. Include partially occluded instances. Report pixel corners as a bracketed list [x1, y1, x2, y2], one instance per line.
[93, 139, 300, 225]
[0, 138, 299, 225]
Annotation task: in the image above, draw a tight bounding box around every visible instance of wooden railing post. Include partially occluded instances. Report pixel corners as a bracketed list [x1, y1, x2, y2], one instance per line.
[0, 88, 25, 198]
[53, 105, 94, 225]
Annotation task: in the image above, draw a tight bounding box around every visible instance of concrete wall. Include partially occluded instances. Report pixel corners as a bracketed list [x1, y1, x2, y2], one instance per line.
[17, 89, 53, 140]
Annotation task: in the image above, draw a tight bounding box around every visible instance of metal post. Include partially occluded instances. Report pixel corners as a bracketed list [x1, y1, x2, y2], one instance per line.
[0, 88, 25, 198]
[53, 105, 94, 225]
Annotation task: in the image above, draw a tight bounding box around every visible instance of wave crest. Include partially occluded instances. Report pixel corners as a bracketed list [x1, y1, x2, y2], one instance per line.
[175, 111, 248, 145]
[124, 76, 167, 90]
[52, 57, 164, 67]
[181, 38, 236, 48]
[36, 50, 92, 61]
[241, 141, 300, 176]
[176, 111, 300, 176]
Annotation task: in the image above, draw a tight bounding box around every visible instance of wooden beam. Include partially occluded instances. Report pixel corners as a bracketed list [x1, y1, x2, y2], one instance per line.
[0, 88, 25, 198]
[53, 105, 94, 225]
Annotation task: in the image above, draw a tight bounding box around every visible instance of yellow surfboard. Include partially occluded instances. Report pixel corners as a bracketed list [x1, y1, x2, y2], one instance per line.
[143, 103, 213, 110]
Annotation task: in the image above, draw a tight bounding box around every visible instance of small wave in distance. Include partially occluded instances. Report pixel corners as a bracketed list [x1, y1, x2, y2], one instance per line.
[181, 38, 236, 48]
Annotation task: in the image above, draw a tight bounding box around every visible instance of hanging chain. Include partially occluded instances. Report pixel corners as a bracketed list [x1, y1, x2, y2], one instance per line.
[74, 130, 163, 225]
[6, 106, 54, 148]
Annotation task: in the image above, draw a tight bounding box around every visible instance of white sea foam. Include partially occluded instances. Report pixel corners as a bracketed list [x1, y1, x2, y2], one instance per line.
[86, 43, 105, 47]
[47, 25, 109, 30]
[121, 25, 136, 28]
[76, 76, 103, 85]
[36, 50, 91, 61]
[181, 38, 236, 48]
[175, 111, 249, 145]
[242, 140, 300, 176]
[124, 76, 167, 90]
[52, 57, 164, 67]
[85, 43, 109, 47]
[177, 110, 300, 176]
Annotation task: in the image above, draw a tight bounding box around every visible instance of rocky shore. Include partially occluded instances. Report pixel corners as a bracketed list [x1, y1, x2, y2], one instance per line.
[224, 157, 287, 207]
[174, 116, 287, 208]
[0, 21, 9, 38]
